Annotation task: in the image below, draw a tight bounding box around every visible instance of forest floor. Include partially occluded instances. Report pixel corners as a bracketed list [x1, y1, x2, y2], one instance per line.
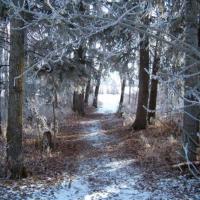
[0, 107, 200, 199]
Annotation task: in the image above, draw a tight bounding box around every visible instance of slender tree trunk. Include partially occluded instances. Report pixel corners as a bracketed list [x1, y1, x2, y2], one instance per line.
[118, 78, 126, 113]
[93, 79, 101, 108]
[128, 82, 131, 104]
[0, 24, 6, 136]
[54, 89, 58, 108]
[6, 5, 26, 179]
[52, 100, 56, 142]
[148, 47, 159, 124]
[0, 37, 3, 136]
[0, 68, 2, 136]
[183, 0, 199, 161]
[72, 90, 85, 115]
[72, 91, 76, 112]
[132, 31, 149, 130]
[84, 78, 91, 105]
[93, 65, 103, 108]
[134, 91, 138, 113]
[53, 80, 58, 108]
[78, 90, 85, 115]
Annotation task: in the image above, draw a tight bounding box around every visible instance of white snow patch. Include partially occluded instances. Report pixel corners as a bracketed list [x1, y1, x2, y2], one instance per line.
[80, 120, 100, 125]
[53, 177, 89, 200]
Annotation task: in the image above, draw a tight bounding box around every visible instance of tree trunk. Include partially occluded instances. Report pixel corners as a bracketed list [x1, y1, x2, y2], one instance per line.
[93, 65, 103, 108]
[93, 79, 101, 108]
[183, 0, 199, 161]
[84, 78, 91, 105]
[52, 100, 56, 142]
[0, 70, 2, 135]
[128, 82, 131, 104]
[0, 24, 6, 136]
[0, 33, 3, 136]
[4, 26, 9, 131]
[72, 91, 76, 112]
[6, 5, 26, 179]
[118, 78, 126, 113]
[54, 88, 58, 108]
[78, 91, 85, 115]
[73, 90, 85, 115]
[148, 47, 159, 124]
[132, 31, 149, 130]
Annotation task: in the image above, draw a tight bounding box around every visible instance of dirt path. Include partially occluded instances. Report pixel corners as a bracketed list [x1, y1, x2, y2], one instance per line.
[0, 111, 200, 199]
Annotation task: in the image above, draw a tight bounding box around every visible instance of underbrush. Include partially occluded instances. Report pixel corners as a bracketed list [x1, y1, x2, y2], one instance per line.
[136, 122, 183, 170]
[111, 114, 189, 172]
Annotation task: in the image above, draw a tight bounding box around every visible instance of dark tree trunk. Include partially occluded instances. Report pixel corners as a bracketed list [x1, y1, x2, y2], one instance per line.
[132, 32, 149, 130]
[128, 82, 131, 104]
[52, 98, 56, 141]
[78, 92, 85, 115]
[93, 65, 103, 108]
[148, 47, 159, 124]
[183, 0, 199, 161]
[53, 80, 58, 108]
[6, 3, 26, 179]
[93, 79, 101, 108]
[72, 91, 76, 112]
[0, 72, 2, 135]
[0, 35, 3, 136]
[118, 78, 126, 113]
[4, 26, 9, 128]
[42, 131, 53, 151]
[198, 18, 200, 47]
[73, 91, 85, 115]
[84, 78, 91, 105]
[54, 88, 58, 108]
[51, 87, 58, 146]
[0, 25, 6, 136]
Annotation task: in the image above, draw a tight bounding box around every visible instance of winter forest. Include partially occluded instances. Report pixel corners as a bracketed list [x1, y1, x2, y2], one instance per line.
[0, 0, 200, 199]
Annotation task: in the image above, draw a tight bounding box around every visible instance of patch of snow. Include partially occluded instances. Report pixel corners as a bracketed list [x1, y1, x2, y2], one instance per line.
[81, 120, 111, 150]
[53, 177, 89, 200]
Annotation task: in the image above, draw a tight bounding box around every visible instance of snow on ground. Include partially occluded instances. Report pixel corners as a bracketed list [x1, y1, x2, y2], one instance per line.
[80, 119, 112, 149]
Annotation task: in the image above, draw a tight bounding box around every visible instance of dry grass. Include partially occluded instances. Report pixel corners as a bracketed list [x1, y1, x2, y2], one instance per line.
[104, 118, 185, 174]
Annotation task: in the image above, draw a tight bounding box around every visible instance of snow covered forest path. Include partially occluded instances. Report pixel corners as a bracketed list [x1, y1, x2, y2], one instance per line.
[0, 109, 200, 199]
[51, 111, 149, 199]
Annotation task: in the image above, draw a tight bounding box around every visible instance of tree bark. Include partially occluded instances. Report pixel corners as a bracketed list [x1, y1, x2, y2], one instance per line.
[0, 24, 6, 136]
[118, 78, 126, 113]
[128, 82, 131, 104]
[132, 31, 149, 130]
[0, 71, 2, 136]
[148, 46, 159, 124]
[93, 80, 100, 108]
[84, 78, 91, 105]
[78, 91, 85, 115]
[0, 29, 3, 136]
[183, 0, 199, 161]
[52, 100, 56, 142]
[73, 90, 85, 115]
[93, 65, 103, 108]
[6, 3, 26, 179]
[72, 91, 76, 112]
